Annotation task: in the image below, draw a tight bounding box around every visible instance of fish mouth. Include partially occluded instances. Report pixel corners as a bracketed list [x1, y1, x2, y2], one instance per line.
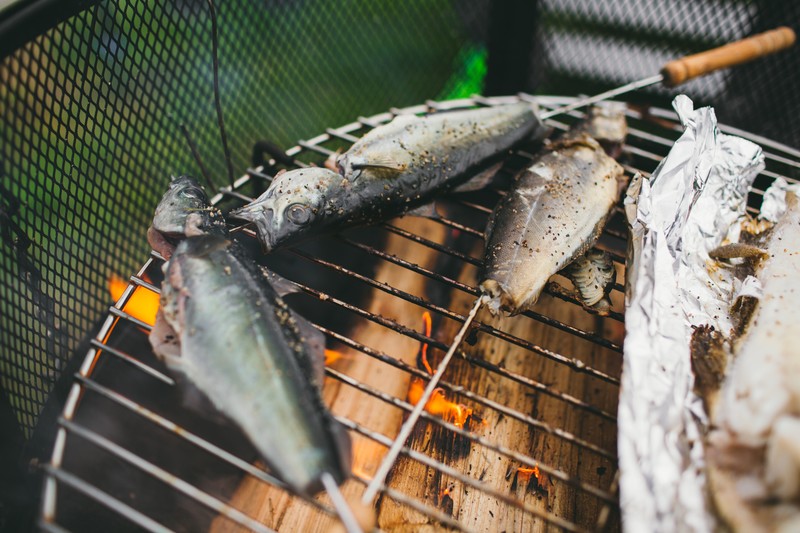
[229, 204, 276, 252]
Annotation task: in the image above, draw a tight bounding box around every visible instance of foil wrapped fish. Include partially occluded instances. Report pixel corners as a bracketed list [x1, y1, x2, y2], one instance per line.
[703, 179, 800, 532]
[231, 101, 546, 251]
[480, 104, 627, 315]
[146, 176, 225, 259]
[621, 95, 765, 533]
[150, 234, 351, 496]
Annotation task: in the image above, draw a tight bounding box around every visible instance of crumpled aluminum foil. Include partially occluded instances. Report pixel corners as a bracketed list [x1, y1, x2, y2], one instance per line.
[620, 95, 765, 533]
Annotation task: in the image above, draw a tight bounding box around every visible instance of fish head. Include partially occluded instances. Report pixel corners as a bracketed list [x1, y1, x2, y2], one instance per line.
[151, 176, 211, 236]
[230, 167, 345, 252]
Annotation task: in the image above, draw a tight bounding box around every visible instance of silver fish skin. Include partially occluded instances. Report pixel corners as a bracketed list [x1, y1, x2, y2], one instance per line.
[149, 234, 350, 496]
[147, 176, 225, 258]
[231, 102, 545, 251]
[481, 134, 625, 315]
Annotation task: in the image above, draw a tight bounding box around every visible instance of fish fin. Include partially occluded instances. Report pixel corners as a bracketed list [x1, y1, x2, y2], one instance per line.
[351, 157, 407, 174]
[451, 161, 504, 193]
[149, 308, 182, 360]
[405, 201, 440, 220]
[260, 267, 301, 297]
[290, 310, 326, 388]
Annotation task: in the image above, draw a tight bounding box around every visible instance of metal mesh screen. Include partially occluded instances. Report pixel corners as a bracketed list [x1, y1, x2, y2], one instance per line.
[0, 0, 798, 486]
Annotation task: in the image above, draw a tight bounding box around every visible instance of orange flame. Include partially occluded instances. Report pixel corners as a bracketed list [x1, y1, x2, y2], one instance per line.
[108, 274, 159, 327]
[324, 348, 346, 366]
[420, 311, 433, 374]
[408, 311, 475, 428]
[408, 379, 473, 428]
[517, 465, 540, 483]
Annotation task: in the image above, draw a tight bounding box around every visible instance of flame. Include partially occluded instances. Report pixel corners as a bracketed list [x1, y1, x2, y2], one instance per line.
[420, 311, 433, 374]
[108, 274, 159, 327]
[517, 465, 540, 483]
[408, 378, 473, 429]
[408, 310, 474, 428]
[324, 348, 345, 366]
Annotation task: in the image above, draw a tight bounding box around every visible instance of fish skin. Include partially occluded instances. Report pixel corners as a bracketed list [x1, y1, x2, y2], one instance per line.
[147, 176, 225, 258]
[480, 134, 625, 315]
[230, 102, 545, 252]
[150, 234, 351, 497]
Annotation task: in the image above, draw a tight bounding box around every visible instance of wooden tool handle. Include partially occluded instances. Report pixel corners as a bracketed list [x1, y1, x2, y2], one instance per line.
[661, 26, 796, 87]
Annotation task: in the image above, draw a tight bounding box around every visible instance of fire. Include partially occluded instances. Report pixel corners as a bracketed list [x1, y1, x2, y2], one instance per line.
[407, 311, 474, 428]
[517, 465, 540, 483]
[408, 378, 472, 428]
[420, 311, 433, 374]
[108, 274, 159, 327]
[324, 348, 346, 366]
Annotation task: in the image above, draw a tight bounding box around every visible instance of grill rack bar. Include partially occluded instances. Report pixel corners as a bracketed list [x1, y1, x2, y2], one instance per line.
[76, 286, 616, 530]
[100, 293, 617, 492]
[57, 418, 278, 533]
[48, 94, 800, 532]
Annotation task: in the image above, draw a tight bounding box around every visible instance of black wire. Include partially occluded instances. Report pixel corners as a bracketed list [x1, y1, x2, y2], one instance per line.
[179, 123, 216, 192]
[207, 0, 235, 188]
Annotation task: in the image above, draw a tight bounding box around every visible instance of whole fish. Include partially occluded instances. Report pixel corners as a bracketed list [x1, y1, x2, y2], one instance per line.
[147, 176, 225, 258]
[150, 234, 351, 496]
[231, 102, 546, 251]
[480, 129, 626, 315]
[704, 185, 800, 532]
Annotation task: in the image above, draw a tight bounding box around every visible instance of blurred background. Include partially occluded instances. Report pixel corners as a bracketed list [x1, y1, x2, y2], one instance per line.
[1, 0, 798, 529]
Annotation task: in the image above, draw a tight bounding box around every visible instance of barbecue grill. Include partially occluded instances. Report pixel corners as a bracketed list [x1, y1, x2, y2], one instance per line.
[35, 95, 800, 532]
[2, 1, 800, 531]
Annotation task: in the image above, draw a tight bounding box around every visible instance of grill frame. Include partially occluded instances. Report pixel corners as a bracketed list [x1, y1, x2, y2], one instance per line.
[40, 94, 800, 533]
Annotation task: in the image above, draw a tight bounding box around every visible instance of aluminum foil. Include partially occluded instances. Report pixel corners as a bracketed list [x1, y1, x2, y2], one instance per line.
[620, 95, 765, 533]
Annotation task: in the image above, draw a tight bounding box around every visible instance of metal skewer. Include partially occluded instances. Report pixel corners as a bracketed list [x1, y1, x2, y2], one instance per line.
[541, 26, 796, 120]
[322, 473, 364, 533]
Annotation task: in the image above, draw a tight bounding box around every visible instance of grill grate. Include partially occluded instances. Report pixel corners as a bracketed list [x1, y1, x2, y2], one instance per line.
[40, 95, 800, 532]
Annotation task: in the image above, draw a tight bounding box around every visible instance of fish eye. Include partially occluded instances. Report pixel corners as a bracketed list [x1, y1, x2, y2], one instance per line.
[286, 203, 311, 226]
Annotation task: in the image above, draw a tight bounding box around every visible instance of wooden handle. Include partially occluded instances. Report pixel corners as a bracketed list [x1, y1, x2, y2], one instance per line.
[661, 26, 796, 87]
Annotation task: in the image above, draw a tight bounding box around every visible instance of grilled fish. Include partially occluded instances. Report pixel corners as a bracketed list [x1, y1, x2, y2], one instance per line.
[480, 103, 627, 315]
[480, 131, 625, 315]
[147, 176, 225, 258]
[150, 234, 351, 496]
[705, 185, 800, 532]
[231, 102, 546, 251]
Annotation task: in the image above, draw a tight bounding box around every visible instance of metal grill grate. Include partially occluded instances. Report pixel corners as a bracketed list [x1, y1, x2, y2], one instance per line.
[39, 95, 800, 532]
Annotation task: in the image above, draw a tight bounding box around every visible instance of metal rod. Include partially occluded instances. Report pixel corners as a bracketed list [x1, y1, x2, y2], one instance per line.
[59, 418, 277, 533]
[539, 74, 664, 119]
[339, 417, 588, 532]
[43, 465, 172, 532]
[206, 0, 235, 188]
[361, 297, 483, 505]
[321, 473, 363, 533]
[89, 339, 173, 385]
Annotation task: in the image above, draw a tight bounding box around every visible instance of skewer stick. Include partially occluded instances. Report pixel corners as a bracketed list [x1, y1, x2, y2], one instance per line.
[322, 472, 363, 533]
[540, 26, 796, 120]
[360, 296, 485, 505]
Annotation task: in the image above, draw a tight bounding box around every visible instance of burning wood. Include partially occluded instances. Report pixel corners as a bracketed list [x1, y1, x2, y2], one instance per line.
[407, 311, 475, 429]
